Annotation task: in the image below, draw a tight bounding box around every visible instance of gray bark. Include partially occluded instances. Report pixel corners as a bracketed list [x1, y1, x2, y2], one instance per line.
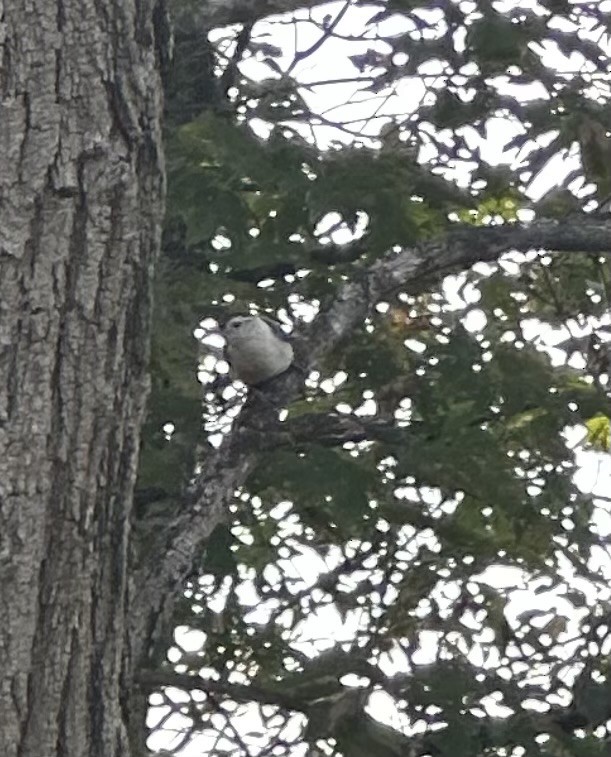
[0, 0, 164, 755]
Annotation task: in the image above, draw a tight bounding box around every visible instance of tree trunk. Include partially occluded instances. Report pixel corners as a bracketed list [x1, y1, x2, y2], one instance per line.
[0, 0, 164, 754]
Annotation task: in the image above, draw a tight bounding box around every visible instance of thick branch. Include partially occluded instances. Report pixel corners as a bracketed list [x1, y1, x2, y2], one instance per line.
[139, 652, 611, 756]
[370, 217, 611, 296]
[303, 216, 611, 364]
[131, 215, 611, 665]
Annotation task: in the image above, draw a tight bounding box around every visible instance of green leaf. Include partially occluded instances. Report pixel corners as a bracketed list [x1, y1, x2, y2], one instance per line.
[585, 414, 611, 451]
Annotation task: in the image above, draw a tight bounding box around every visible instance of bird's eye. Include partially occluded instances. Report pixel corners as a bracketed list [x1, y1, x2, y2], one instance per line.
[231, 322, 241, 328]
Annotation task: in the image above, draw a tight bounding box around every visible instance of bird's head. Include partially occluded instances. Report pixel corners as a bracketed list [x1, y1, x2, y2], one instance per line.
[223, 315, 262, 342]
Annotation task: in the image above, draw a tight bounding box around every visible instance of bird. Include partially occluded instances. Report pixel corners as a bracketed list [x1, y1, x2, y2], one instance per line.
[223, 314, 294, 386]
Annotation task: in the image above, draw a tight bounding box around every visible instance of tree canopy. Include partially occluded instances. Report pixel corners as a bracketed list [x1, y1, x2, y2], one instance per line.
[139, 1, 611, 755]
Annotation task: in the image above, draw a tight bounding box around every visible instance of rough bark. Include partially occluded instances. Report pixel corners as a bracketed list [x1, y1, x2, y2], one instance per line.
[0, 0, 164, 755]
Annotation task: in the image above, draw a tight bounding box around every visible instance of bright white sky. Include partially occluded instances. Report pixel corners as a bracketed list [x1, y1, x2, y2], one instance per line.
[150, 1, 611, 754]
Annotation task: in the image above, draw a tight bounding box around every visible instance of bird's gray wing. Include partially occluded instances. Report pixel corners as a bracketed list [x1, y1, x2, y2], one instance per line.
[260, 315, 293, 342]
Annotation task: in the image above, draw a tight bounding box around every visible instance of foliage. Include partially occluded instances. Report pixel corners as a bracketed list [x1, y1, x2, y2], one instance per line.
[139, 1, 611, 756]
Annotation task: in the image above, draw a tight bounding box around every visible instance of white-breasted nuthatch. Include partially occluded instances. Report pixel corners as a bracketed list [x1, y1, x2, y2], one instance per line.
[223, 315, 294, 386]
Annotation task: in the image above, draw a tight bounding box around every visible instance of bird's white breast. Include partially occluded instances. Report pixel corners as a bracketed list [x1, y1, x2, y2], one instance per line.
[226, 335, 293, 385]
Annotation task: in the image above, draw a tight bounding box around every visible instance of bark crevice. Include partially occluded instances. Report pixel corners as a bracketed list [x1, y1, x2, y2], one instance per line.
[0, 0, 165, 754]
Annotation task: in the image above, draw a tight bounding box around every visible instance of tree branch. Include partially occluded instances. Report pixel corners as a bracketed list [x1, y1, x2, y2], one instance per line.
[280, 412, 416, 447]
[131, 215, 611, 666]
[182, 0, 378, 33]
[139, 646, 611, 756]
[287, 0, 352, 74]
[224, 240, 368, 282]
[138, 669, 304, 712]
